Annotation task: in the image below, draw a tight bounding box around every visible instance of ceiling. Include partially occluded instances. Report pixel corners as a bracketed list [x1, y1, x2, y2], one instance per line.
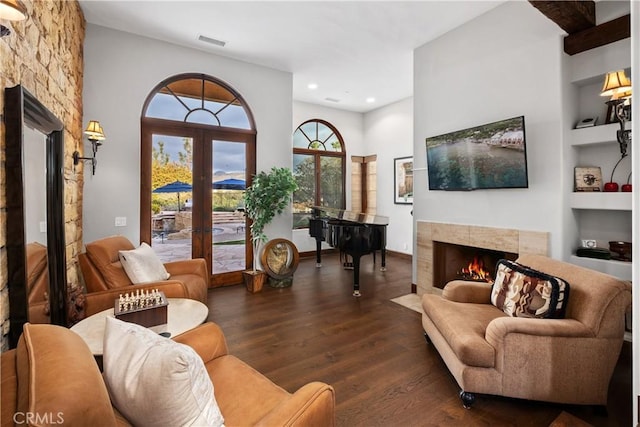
[78, 1, 504, 113]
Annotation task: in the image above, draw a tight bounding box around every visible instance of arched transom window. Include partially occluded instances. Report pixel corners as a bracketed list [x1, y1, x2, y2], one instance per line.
[292, 119, 346, 228]
[144, 74, 253, 129]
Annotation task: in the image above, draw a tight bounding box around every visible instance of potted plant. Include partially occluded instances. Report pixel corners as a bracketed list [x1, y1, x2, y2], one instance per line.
[243, 167, 297, 292]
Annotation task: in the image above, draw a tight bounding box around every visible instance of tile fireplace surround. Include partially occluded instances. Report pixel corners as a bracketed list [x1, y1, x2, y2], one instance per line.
[416, 221, 549, 296]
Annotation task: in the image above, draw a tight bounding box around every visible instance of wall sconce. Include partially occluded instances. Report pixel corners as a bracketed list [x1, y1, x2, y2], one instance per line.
[0, 0, 27, 37]
[73, 120, 106, 175]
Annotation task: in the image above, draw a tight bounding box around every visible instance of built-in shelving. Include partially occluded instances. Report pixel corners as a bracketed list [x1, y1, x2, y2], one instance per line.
[564, 36, 631, 281]
[570, 255, 632, 281]
[569, 123, 619, 147]
[569, 192, 632, 211]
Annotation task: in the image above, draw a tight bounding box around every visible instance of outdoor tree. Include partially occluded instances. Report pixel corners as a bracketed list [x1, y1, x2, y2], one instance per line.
[151, 138, 194, 212]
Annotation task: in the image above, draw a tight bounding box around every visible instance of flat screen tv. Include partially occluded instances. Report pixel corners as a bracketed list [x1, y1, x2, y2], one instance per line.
[425, 116, 528, 191]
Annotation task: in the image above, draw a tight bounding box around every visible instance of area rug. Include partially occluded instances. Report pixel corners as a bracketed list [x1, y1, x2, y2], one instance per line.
[548, 411, 592, 427]
[390, 293, 423, 314]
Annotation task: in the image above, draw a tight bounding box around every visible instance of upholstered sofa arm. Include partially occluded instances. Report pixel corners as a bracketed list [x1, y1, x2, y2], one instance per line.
[442, 280, 492, 304]
[84, 281, 189, 316]
[164, 258, 209, 278]
[255, 382, 336, 427]
[173, 322, 229, 363]
[484, 315, 622, 404]
[486, 317, 593, 347]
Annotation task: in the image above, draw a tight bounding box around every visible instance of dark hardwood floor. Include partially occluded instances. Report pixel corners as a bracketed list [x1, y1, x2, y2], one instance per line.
[206, 253, 632, 427]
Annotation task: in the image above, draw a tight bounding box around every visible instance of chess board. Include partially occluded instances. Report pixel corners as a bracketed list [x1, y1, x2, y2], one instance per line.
[114, 289, 168, 327]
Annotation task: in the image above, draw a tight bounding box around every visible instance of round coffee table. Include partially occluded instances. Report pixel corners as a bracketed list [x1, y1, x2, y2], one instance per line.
[70, 298, 209, 355]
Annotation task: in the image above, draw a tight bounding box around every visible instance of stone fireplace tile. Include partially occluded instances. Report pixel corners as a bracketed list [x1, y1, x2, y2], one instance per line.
[519, 231, 549, 255]
[469, 226, 519, 253]
[432, 223, 469, 246]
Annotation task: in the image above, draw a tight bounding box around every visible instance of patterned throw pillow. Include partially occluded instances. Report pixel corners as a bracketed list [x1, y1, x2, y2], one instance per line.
[490, 259, 570, 319]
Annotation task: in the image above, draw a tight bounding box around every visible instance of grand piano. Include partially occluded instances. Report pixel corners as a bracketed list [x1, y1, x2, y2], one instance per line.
[309, 206, 389, 297]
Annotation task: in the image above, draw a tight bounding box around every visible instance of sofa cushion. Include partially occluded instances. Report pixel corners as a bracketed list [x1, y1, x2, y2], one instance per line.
[491, 259, 570, 319]
[16, 323, 116, 426]
[422, 294, 505, 368]
[118, 242, 170, 284]
[103, 317, 224, 427]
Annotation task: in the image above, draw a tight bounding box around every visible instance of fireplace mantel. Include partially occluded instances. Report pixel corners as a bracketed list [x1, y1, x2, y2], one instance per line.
[416, 221, 548, 295]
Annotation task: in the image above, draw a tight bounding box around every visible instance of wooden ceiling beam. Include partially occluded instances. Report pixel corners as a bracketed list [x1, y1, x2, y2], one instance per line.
[564, 14, 630, 55]
[529, 1, 595, 34]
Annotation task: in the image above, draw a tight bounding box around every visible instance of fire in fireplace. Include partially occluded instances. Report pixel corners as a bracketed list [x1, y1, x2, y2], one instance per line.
[458, 256, 493, 282]
[433, 242, 517, 289]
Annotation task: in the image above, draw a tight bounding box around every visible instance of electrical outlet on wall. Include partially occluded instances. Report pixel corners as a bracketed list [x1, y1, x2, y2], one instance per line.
[115, 217, 127, 227]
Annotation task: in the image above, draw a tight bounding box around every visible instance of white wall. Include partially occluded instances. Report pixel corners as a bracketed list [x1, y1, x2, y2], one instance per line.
[630, 1, 639, 424]
[413, 2, 565, 280]
[82, 24, 293, 246]
[363, 97, 413, 254]
[291, 101, 365, 252]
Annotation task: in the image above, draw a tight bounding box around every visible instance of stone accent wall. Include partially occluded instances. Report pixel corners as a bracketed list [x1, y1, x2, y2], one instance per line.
[0, 1, 85, 350]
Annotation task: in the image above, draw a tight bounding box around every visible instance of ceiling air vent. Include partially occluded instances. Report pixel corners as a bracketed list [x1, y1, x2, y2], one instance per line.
[198, 35, 226, 47]
[324, 97, 340, 103]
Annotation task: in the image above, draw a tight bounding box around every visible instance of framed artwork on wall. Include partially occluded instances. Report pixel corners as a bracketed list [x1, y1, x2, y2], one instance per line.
[394, 156, 413, 204]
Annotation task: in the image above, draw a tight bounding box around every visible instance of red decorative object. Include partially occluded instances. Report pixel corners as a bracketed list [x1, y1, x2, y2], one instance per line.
[604, 182, 619, 192]
[605, 156, 627, 192]
[622, 173, 632, 192]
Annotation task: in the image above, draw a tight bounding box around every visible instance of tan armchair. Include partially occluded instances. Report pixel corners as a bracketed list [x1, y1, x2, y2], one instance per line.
[79, 236, 209, 315]
[422, 254, 631, 409]
[1, 322, 336, 426]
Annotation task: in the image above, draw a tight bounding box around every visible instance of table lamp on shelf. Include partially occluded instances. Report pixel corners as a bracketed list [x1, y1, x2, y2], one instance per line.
[600, 70, 632, 192]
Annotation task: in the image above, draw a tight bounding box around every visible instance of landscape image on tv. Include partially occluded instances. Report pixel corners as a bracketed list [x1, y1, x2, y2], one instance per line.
[425, 116, 528, 191]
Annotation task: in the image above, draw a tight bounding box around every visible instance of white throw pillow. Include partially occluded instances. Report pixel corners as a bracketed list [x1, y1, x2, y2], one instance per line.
[118, 242, 170, 284]
[103, 317, 225, 427]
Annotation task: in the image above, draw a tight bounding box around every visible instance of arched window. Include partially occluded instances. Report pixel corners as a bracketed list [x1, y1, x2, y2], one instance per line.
[144, 74, 254, 129]
[292, 119, 345, 228]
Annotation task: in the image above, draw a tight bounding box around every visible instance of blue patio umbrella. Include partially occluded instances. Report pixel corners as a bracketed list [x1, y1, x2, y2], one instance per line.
[212, 178, 246, 190]
[152, 180, 192, 211]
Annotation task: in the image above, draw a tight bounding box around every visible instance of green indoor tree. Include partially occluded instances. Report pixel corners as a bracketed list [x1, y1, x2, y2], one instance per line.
[244, 167, 298, 272]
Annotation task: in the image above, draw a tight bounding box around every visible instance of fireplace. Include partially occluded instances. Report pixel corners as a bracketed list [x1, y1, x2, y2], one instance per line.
[416, 222, 549, 295]
[432, 242, 517, 289]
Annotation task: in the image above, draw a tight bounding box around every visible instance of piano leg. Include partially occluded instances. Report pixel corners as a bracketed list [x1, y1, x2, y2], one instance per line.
[315, 239, 322, 267]
[380, 248, 387, 272]
[352, 255, 361, 297]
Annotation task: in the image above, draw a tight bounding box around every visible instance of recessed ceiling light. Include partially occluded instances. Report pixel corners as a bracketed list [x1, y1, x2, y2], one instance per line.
[307, 83, 318, 90]
[198, 35, 226, 47]
[366, 97, 376, 103]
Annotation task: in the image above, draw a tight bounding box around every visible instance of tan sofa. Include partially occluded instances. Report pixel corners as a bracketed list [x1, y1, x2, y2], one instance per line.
[1, 322, 335, 426]
[422, 254, 631, 408]
[79, 235, 209, 305]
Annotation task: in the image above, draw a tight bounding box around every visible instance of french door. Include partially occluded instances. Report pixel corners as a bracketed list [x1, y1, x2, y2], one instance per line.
[141, 121, 255, 287]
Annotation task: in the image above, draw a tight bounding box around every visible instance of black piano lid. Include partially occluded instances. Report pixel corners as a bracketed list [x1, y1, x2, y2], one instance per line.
[311, 206, 389, 226]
